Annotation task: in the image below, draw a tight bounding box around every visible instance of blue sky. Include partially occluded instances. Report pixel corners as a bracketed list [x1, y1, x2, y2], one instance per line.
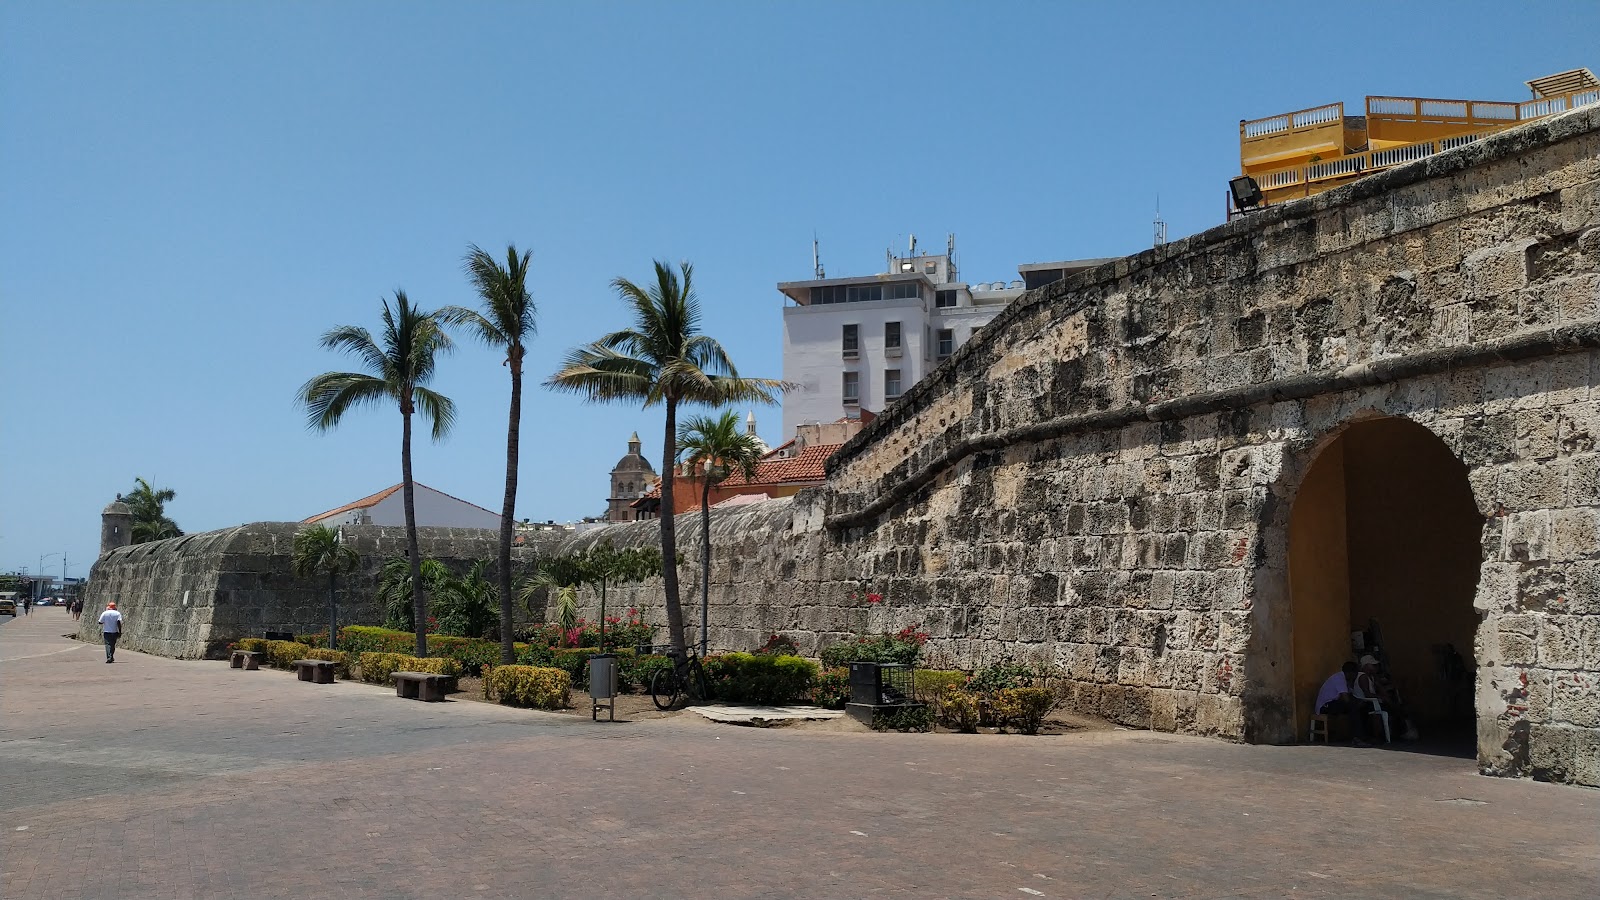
[3, 1, 1596, 578]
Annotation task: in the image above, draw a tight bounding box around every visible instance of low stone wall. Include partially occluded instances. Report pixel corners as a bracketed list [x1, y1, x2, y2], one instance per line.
[79, 522, 555, 659]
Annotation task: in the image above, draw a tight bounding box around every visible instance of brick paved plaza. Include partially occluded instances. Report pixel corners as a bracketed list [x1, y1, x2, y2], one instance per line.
[3, 610, 1596, 899]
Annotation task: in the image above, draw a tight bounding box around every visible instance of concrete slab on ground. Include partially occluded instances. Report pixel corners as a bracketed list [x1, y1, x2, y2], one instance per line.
[690, 703, 845, 723]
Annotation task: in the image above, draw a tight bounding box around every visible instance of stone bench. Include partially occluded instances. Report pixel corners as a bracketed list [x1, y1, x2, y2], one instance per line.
[230, 650, 264, 670]
[392, 671, 449, 702]
[292, 659, 337, 684]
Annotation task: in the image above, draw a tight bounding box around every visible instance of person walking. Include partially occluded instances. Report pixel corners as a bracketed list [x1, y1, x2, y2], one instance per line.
[22, 595, 31, 616]
[98, 601, 124, 663]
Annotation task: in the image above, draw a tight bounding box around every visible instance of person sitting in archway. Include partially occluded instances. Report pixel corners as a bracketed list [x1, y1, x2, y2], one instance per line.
[1356, 654, 1418, 741]
[1316, 661, 1370, 746]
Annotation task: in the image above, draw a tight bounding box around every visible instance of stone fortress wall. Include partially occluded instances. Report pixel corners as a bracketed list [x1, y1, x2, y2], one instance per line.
[562, 105, 1600, 785]
[79, 523, 559, 659]
[82, 105, 1600, 785]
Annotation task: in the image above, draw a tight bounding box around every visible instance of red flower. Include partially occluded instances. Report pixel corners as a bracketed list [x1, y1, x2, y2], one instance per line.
[867, 593, 883, 604]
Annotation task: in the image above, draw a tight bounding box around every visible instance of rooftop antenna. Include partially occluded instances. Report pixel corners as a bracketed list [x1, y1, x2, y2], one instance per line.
[909, 233, 917, 257]
[1153, 195, 1168, 248]
[812, 233, 825, 278]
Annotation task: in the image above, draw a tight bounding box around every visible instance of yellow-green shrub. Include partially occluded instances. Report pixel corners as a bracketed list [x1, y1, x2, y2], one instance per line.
[942, 686, 981, 733]
[997, 686, 1055, 735]
[914, 669, 969, 719]
[358, 652, 460, 685]
[485, 665, 571, 710]
[300, 647, 350, 679]
[236, 638, 271, 654]
[265, 640, 312, 670]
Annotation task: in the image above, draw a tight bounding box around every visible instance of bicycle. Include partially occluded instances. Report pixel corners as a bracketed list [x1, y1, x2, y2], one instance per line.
[650, 646, 710, 711]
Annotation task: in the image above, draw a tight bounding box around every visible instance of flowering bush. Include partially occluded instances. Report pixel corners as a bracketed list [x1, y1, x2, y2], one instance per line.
[819, 627, 930, 668]
[754, 633, 799, 656]
[811, 667, 851, 709]
[517, 608, 655, 651]
[846, 580, 884, 605]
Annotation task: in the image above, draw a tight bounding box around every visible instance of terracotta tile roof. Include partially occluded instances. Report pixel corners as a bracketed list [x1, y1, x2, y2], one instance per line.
[724, 442, 841, 486]
[303, 482, 500, 524]
[633, 442, 842, 504]
[304, 485, 404, 523]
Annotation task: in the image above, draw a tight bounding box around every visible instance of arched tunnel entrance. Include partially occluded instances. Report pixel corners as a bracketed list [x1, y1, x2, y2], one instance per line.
[1288, 416, 1483, 753]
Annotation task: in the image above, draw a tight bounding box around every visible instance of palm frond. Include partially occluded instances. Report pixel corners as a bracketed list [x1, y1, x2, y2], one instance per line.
[297, 373, 393, 431]
[412, 387, 457, 441]
[319, 325, 390, 375]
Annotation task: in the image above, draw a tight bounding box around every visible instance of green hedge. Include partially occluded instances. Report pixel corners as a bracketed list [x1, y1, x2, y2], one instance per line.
[483, 665, 571, 710]
[264, 641, 313, 670]
[301, 648, 350, 679]
[338, 625, 525, 676]
[702, 652, 818, 705]
[357, 652, 460, 685]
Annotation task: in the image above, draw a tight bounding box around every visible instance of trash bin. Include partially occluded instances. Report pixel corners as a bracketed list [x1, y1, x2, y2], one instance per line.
[589, 654, 618, 699]
[589, 653, 618, 722]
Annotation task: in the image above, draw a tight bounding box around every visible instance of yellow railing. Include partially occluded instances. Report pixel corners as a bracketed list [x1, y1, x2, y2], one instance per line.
[1245, 85, 1599, 203]
[1240, 102, 1344, 141]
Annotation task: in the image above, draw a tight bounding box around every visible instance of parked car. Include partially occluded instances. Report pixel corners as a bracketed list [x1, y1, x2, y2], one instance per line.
[0, 598, 16, 616]
[37, 597, 55, 606]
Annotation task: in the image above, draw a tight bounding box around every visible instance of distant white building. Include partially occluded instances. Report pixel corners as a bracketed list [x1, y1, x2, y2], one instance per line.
[778, 240, 1110, 438]
[303, 483, 501, 530]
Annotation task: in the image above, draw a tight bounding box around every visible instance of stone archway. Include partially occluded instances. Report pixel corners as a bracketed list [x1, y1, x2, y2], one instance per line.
[1287, 416, 1483, 747]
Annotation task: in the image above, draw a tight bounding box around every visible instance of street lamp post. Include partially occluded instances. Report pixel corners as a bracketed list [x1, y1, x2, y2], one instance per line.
[700, 457, 713, 658]
[38, 553, 61, 601]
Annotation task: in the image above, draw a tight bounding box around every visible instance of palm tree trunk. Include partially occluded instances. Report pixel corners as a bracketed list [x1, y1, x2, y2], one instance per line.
[403, 406, 426, 657]
[660, 398, 685, 654]
[498, 353, 522, 663]
[328, 570, 338, 652]
[700, 473, 712, 657]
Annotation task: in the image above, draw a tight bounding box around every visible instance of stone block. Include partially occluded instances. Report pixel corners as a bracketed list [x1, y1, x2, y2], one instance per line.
[1549, 507, 1600, 561]
[1536, 617, 1587, 669]
[1551, 672, 1600, 728]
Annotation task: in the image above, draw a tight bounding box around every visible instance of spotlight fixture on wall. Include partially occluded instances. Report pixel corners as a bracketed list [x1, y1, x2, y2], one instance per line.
[1230, 175, 1264, 212]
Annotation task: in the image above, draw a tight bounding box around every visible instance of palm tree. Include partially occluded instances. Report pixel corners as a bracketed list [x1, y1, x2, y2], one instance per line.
[434, 559, 498, 638]
[297, 292, 456, 657]
[439, 244, 537, 661]
[376, 556, 452, 632]
[547, 260, 784, 655]
[292, 525, 359, 649]
[124, 477, 183, 543]
[676, 411, 765, 656]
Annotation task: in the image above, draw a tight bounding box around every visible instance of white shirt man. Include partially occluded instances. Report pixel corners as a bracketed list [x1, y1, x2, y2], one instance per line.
[99, 603, 124, 663]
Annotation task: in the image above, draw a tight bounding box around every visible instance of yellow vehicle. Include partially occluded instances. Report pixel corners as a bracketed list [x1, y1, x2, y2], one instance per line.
[0, 597, 17, 616]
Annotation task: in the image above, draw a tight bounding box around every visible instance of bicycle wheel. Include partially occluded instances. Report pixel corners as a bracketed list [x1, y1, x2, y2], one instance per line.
[686, 657, 710, 705]
[650, 667, 682, 711]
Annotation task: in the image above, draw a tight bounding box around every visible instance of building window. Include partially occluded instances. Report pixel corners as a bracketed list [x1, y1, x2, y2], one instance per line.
[887, 282, 919, 301]
[937, 328, 954, 359]
[885, 368, 902, 400]
[884, 321, 901, 350]
[842, 371, 860, 404]
[842, 323, 859, 357]
[810, 285, 845, 304]
[936, 289, 958, 308]
[924, 261, 937, 274]
[847, 284, 882, 303]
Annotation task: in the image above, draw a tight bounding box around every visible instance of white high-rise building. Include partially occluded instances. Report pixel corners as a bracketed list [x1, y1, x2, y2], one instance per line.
[778, 242, 1109, 439]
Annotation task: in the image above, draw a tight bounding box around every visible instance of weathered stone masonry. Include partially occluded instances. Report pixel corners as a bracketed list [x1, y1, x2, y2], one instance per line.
[85, 106, 1600, 785]
[80, 523, 557, 659]
[573, 106, 1600, 785]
